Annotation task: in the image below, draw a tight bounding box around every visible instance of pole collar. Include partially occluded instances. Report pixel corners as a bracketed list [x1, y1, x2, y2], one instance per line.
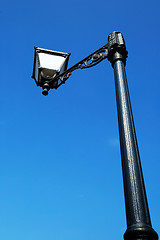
[124, 224, 158, 240]
[107, 31, 128, 67]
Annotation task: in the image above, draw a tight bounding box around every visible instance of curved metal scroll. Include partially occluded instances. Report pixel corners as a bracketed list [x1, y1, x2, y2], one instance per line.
[78, 49, 108, 69]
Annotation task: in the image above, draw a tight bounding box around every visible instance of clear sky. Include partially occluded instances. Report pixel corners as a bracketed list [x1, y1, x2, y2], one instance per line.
[1, 0, 160, 240]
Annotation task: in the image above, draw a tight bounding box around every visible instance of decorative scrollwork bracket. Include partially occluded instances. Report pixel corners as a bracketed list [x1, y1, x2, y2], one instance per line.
[42, 43, 108, 95]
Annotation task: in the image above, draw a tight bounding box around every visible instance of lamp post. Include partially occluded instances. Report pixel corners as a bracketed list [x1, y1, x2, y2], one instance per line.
[32, 31, 158, 240]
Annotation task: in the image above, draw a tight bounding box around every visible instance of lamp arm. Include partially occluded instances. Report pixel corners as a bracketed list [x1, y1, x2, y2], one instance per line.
[43, 43, 108, 92]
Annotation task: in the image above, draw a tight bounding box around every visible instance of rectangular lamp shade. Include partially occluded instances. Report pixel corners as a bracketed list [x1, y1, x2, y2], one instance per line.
[32, 47, 70, 88]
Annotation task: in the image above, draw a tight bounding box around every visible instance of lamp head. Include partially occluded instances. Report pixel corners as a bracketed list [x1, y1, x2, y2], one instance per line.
[32, 47, 70, 94]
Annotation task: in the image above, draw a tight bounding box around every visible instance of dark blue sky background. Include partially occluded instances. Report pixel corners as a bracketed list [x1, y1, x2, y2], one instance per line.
[1, 0, 160, 240]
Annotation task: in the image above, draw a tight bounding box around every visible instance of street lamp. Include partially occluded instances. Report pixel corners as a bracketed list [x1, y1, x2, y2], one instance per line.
[32, 31, 158, 240]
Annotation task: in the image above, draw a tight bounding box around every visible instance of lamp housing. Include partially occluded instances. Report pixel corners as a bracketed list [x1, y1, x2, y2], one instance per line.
[32, 47, 70, 89]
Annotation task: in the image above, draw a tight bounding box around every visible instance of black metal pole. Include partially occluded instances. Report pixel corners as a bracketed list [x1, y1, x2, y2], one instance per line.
[107, 32, 158, 240]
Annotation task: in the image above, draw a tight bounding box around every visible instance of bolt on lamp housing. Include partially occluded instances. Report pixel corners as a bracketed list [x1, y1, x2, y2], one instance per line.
[32, 46, 70, 91]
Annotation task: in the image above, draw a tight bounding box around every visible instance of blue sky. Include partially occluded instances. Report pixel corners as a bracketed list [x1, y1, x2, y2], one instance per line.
[1, 0, 160, 240]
